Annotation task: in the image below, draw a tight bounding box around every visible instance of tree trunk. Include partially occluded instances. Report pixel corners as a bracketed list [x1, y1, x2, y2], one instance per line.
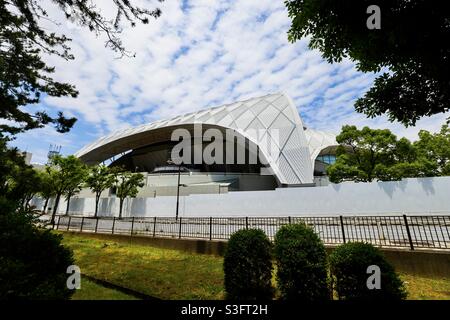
[65, 195, 71, 216]
[95, 193, 100, 218]
[43, 197, 49, 214]
[119, 198, 124, 219]
[51, 193, 61, 225]
[25, 194, 34, 209]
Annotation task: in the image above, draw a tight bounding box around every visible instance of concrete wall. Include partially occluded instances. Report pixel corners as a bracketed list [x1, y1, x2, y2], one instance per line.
[36, 176, 450, 217]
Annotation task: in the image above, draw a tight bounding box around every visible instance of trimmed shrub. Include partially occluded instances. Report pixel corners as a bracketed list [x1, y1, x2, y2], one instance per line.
[274, 223, 329, 300]
[0, 210, 75, 299]
[329, 242, 407, 300]
[224, 228, 274, 300]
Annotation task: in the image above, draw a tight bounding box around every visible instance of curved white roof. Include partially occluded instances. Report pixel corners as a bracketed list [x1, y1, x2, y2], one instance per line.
[304, 128, 338, 163]
[75, 93, 337, 185]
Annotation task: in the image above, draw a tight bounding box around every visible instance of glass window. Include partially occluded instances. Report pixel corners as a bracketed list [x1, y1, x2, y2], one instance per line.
[317, 154, 336, 165]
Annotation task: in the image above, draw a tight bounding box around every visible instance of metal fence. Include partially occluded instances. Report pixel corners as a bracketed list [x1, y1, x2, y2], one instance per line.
[53, 215, 450, 251]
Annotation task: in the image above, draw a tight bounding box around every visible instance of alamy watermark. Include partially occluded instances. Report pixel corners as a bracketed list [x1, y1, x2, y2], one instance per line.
[66, 265, 81, 290]
[169, 124, 283, 175]
[367, 5, 381, 29]
[366, 265, 381, 290]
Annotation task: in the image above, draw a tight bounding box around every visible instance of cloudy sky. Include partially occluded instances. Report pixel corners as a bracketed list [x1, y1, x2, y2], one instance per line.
[11, 0, 449, 164]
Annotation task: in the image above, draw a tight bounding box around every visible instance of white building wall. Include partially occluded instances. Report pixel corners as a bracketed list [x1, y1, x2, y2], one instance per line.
[40, 176, 450, 217]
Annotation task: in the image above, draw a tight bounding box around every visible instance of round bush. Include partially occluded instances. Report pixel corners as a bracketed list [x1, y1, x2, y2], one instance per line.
[329, 242, 407, 300]
[224, 228, 274, 300]
[0, 210, 75, 299]
[274, 223, 329, 300]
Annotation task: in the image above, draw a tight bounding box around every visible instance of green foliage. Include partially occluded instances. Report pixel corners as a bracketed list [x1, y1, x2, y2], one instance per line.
[0, 1, 163, 135]
[0, 208, 75, 299]
[327, 124, 449, 183]
[47, 155, 88, 220]
[274, 223, 329, 300]
[37, 169, 57, 214]
[0, 138, 71, 299]
[0, 135, 43, 209]
[327, 160, 366, 183]
[329, 242, 407, 300]
[374, 160, 438, 182]
[285, 0, 450, 125]
[0, 1, 77, 134]
[328, 125, 397, 182]
[85, 165, 115, 217]
[113, 171, 145, 218]
[11, 166, 43, 209]
[0, 124, 75, 301]
[0, 136, 27, 197]
[224, 229, 274, 300]
[414, 125, 450, 175]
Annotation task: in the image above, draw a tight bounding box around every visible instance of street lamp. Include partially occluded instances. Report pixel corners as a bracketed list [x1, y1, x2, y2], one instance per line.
[167, 159, 184, 220]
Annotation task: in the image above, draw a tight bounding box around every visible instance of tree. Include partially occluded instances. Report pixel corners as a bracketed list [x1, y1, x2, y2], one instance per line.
[0, 135, 29, 200]
[327, 125, 398, 183]
[113, 171, 144, 219]
[0, 137, 75, 299]
[0, 135, 43, 209]
[326, 125, 446, 183]
[0, 206, 75, 299]
[285, 0, 450, 126]
[374, 160, 438, 182]
[0, 0, 163, 135]
[38, 168, 57, 214]
[48, 155, 87, 223]
[14, 166, 43, 210]
[62, 169, 87, 216]
[85, 165, 115, 217]
[371, 135, 439, 181]
[0, 1, 164, 299]
[414, 124, 450, 175]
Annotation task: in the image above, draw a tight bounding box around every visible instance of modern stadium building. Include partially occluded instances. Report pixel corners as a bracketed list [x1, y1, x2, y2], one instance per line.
[38, 92, 449, 218]
[75, 93, 338, 197]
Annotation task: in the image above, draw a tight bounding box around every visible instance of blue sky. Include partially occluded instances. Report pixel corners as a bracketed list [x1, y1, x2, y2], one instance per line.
[9, 0, 449, 164]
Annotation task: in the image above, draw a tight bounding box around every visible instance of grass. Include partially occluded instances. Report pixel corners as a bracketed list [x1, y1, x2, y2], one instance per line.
[71, 278, 138, 300]
[61, 232, 449, 300]
[400, 273, 450, 300]
[60, 232, 224, 300]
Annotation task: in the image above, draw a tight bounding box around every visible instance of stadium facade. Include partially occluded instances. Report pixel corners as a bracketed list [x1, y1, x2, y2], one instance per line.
[75, 93, 338, 196]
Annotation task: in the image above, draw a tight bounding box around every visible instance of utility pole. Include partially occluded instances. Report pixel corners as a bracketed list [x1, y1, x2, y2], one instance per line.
[167, 159, 183, 220]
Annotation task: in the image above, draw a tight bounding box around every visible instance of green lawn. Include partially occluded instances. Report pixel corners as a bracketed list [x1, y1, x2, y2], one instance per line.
[61, 232, 449, 300]
[71, 278, 138, 300]
[61, 232, 224, 300]
[400, 273, 450, 300]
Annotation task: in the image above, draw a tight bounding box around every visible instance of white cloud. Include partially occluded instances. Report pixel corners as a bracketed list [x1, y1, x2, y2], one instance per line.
[10, 0, 449, 163]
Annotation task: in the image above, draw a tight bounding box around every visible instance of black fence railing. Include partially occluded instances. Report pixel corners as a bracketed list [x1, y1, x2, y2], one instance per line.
[52, 215, 450, 251]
